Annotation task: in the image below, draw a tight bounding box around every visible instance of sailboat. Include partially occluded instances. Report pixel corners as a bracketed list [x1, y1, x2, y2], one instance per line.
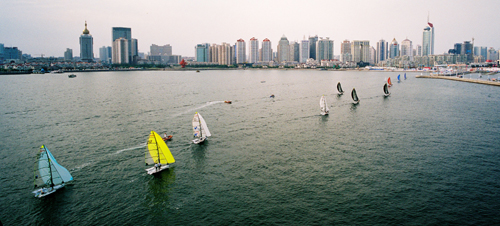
[337, 82, 344, 95]
[351, 88, 360, 104]
[32, 145, 73, 198]
[383, 83, 391, 97]
[397, 74, 401, 82]
[320, 95, 329, 115]
[387, 77, 393, 87]
[192, 112, 211, 144]
[404, 73, 407, 80]
[145, 131, 175, 175]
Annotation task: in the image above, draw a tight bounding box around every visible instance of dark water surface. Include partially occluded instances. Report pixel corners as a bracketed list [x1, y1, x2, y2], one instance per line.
[1, 70, 499, 225]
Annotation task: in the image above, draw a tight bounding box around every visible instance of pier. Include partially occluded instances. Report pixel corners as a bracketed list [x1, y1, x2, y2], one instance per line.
[416, 75, 500, 87]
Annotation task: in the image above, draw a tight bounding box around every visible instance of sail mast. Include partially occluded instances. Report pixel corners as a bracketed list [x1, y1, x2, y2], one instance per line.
[48, 157, 54, 188]
[198, 113, 202, 138]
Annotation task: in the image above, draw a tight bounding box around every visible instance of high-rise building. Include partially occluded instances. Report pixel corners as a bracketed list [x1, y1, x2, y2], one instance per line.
[277, 35, 290, 63]
[461, 41, 473, 63]
[376, 39, 388, 63]
[112, 27, 132, 63]
[316, 38, 334, 62]
[422, 21, 434, 56]
[369, 46, 376, 65]
[389, 38, 399, 59]
[112, 37, 129, 64]
[416, 45, 422, 56]
[249, 37, 259, 64]
[260, 38, 272, 62]
[487, 47, 498, 61]
[79, 21, 94, 62]
[195, 43, 210, 62]
[4, 47, 22, 60]
[131, 39, 139, 62]
[299, 38, 310, 63]
[289, 42, 300, 62]
[341, 40, 351, 62]
[0, 43, 4, 63]
[400, 39, 413, 57]
[64, 48, 73, 62]
[309, 35, 318, 60]
[208, 43, 234, 65]
[99, 46, 112, 63]
[351, 40, 370, 63]
[474, 46, 488, 59]
[150, 44, 172, 56]
[236, 39, 246, 64]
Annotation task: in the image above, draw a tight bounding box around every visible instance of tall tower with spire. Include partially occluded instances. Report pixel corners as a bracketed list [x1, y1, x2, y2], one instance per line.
[422, 15, 434, 56]
[80, 21, 94, 62]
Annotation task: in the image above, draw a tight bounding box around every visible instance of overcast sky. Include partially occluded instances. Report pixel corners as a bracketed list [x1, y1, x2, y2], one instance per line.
[1, 0, 499, 58]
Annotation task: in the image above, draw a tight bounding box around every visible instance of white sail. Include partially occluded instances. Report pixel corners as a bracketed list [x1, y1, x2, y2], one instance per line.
[320, 95, 329, 115]
[198, 113, 211, 138]
[193, 112, 211, 139]
[35, 145, 73, 188]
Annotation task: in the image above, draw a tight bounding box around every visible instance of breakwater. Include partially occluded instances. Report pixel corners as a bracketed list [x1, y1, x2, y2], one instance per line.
[416, 75, 500, 87]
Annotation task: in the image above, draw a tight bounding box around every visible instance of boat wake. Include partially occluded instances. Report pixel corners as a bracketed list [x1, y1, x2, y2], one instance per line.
[71, 143, 146, 171]
[114, 144, 146, 155]
[172, 101, 224, 117]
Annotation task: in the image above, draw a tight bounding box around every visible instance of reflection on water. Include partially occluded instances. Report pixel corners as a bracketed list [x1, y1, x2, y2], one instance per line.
[145, 168, 176, 208]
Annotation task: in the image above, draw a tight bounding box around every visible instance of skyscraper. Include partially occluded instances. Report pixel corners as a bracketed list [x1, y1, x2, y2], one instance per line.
[341, 40, 351, 62]
[351, 40, 370, 63]
[299, 38, 310, 63]
[112, 27, 132, 63]
[277, 35, 290, 63]
[376, 39, 388, 63]
[260, 38, 272, 62]
[112, 37, 129, 64]
[64, 48, 73, 62]
[316, 38, 334, 62]
[79, 21, 93, 62]
[389, 38, 399, 59]
[236, 39, 246, 64]
[0, 43, 4, 63]
[309, 35, 318, 60]
[461, 41, 473, 63]
[99, 46, 111, 63]
[289, 42, 300, 62]
[369, 46, 376, 65]
[416, 45, 422, 56]
[400, 38, 413, 57]
[195, 43, 210, 62]
[422, 21, 434, 56]
[131, 39, 139, 62]
[249, 37, 259, 64]
[150, 44, 172, 56]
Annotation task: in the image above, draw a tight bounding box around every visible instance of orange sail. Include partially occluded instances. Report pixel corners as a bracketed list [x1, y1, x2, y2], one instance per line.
[388, 77, 392, 87]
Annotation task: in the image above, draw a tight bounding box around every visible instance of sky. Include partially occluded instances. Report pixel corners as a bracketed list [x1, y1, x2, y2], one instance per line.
[1, 0, 500, 58]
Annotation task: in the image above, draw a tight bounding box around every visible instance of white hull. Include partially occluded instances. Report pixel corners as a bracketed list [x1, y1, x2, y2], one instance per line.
[320, 111, 329, 116]
[33, 184, 65, 198]
[192, 137, 206, 144]
[384, 93, 390, 97]
[146, 164, 170, 175]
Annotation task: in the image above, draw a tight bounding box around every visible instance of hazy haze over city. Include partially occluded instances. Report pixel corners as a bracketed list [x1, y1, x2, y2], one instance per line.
[1, 0, 499, 57]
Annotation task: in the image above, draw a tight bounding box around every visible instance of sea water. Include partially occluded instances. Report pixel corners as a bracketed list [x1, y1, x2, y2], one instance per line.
[0, 70, 499, 225]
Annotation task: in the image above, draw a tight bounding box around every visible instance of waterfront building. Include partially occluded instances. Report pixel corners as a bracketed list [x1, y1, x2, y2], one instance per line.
[309, 35, 318, 60]
[195, 43, 210, 62]
[112, 38, 129, 64]
[112, 27, 132, 63]
[64, 48, 73, 62]
[79, 21, 94, 62]
[150, 44, 172, 56]
[131, 39, 139, 62]
[4, 47, 22, 60]
[416, 45, 422, 56]
[289, 42, 300, 62]
[316, 38, 334, 62]
[341, 40, 352, 63]
[208, 43, 234, 65]
[249, 37, 259, 64]
[260, 38, 272, 62]
[99, 46, 112, 63]
[474, 46, 488, 60]
[422, 21, 434, 56]
[452, 43, 462, 54]
[376, 39, 388, 64]
[389, 38, 399, 59]
[0, 43, 4, 63]
[277, 35, 290, 63]
[461, 41, 473, 63]
[299, 38, 310, 63]
[236, 39, 246, 64]
[351, 40, 370, 64]
[369, 46, 376, 65]
[487, 47, 498, 61]
[400, 39, 413, 58]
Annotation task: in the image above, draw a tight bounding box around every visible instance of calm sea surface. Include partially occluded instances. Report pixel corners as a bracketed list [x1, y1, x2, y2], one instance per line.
[0, 70, 499, 225]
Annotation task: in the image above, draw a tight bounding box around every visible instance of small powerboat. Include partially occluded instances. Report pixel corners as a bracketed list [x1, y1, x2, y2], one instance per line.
[270, 94, 275, 98]
[68, 74, 76, 78]
[162, 135, 173, 141]
[224, 101, 232, 104]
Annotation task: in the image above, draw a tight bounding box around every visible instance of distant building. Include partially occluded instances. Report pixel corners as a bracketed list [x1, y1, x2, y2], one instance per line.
[112, 27, 132, 63]
[260, 38, 272, 62]
[0, 43, 5, 63]
[195, 43, 210, 62]
[309, 35, 318, 60]
[389, 38, 399, 59]
[461, 41, 473, 63]
[277, 35, 290, 63]
[416, 45, 422, 56]
[64, 48, 73, 62]
[4, 47, 22, 60]
[248, 37, 259, 64]
[400, 39, 413, 58]
[79, 21, 94, 62]
[236, 39, 246, 64]
[341, 40, 351, 63]
[299, 38, 310, 63]
[150, 44, 172, 56]
[474, 46, 488, 59]
[487, 47, 498, 61]
[376, 39, 388, 64]
[369, 46, 376, 65]
[131, 39, 139, 62]
[422, 21, 434, 56]
[99, 46, 111, 63]
[209, 43, 234, 65]
[351, 40, 370, 63]
[316, 38, 334, 62]
[112, 37, 129, 64]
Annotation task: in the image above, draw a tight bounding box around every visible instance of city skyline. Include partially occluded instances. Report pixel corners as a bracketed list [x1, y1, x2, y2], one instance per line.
[1, 0, 500, 58]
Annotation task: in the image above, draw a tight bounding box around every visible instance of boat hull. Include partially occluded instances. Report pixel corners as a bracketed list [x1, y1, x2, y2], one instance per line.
[162, 135, 173, 141]
[192, 137, 206, 144]
[33, 184, 65, 198]
[146, 164, 170, 175]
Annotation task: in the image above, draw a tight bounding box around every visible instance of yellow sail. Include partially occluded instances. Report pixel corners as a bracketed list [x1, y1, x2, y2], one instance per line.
[147, 131, 175, 165]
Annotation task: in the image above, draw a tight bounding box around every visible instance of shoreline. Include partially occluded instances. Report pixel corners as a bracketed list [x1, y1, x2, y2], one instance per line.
[416, 75, 500, 87]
